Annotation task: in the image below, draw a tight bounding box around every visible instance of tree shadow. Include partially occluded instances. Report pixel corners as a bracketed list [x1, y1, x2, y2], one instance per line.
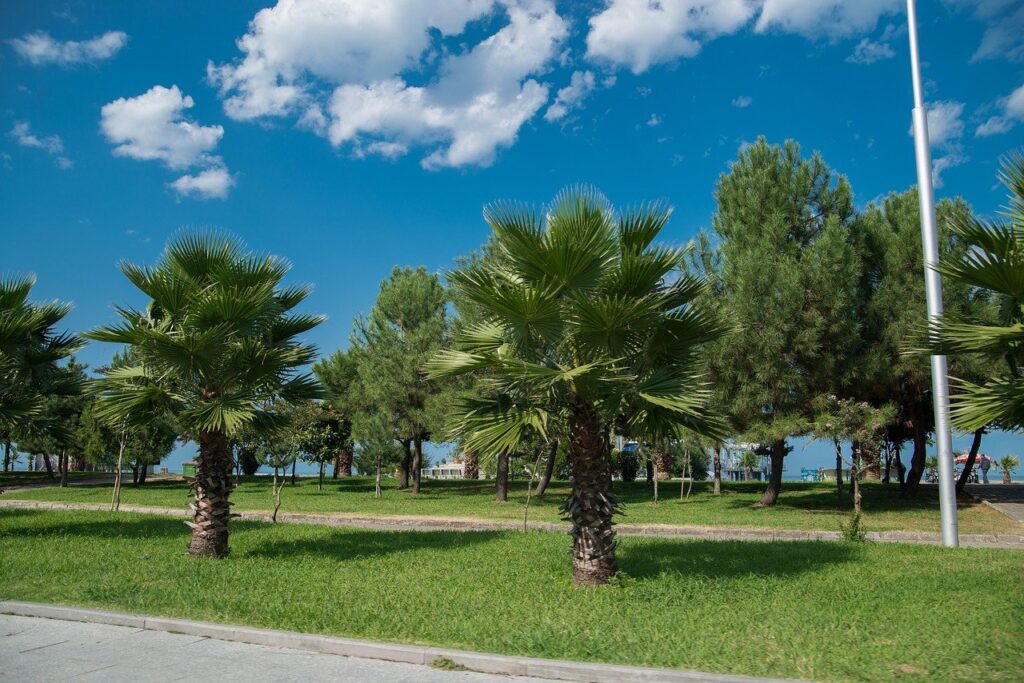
[618, 537, 858, 580]
[0, 509, 187, 540]
[242, 527, 504, 561]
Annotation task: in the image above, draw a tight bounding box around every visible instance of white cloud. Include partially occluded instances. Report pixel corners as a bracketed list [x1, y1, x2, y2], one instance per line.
[931, 153, 966, 189]
[976, 83, 1024, 136]
[101, 85, 224, 170]
[944, 0, 1024, 62]
[755, 0, 900, 39]
[9, 121, 72, 169]
[646, 113, 662, 127]
[846, 24, 899, 65]
[586, 0, 757, 74]
[545, 70, 596, 122]
[910, 100, 965, 149]
[732, 95, 752, 108]
[169, 167, 235, 200]
[210, 0, 566, 169]
[101, 85, 233, 198]
[8, 30, 127, 66]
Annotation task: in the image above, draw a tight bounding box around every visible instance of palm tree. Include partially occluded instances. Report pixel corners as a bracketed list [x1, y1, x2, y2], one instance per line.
[923, 152, 1024, 432]
[738, 451, 759, 481]
[997, 455, 1019, 484]
[87, 234, 323, 557]
[0, 275, 82, 470]
[427, 188, 724, 585]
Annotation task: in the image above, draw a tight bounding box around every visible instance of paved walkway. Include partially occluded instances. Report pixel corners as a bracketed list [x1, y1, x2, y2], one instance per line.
[0, 615, 549, 683]
[966, 483, 1024, 523]
[2, 498, 1022, 548]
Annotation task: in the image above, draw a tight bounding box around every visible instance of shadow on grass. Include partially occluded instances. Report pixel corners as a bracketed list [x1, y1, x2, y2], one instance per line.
[244, 528, 503, 561]
[619, 537, 859, 580]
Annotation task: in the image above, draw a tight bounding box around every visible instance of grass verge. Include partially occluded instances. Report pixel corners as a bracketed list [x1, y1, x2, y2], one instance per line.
[1, 509, 1021, 682]
[3, 477, 1019, 535]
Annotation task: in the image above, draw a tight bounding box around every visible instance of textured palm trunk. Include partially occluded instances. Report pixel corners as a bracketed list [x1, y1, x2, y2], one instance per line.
[412, 435, 423, 494]
[564, 395, 620, 586]
[754, 440, 786, 508]
[186, 429, 234, 558]
[463, 451, 479, 480]
[535, 439, 558, 496]
[334, 447, 354, 477]
[495, 451, 509, 502]
[653, 449, 672, 481]
[862, 443, 881, 481]
[956, 428, 984, 494]
[712, 447, 722, 495]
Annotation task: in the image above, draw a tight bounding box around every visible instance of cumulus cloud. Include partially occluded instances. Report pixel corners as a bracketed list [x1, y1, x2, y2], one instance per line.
[545, 70, 596, 122]
[209, 0, 566, 169]
[732, 95, 752, 108]
[9, 121, 72, 169]
[976, 83, 1024, 137]
[101, 85, 232, 199]
[168, 167, 236, 200]
[944, 0, 1024, 62]
[846, 25, 902, 64]
[586, 0, 757, 74]
[755, 0, 900, 39]
[8, 30, 127, 66]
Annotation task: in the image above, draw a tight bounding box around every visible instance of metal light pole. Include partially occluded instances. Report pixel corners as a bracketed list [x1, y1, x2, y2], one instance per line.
[906, 0, 958, 547]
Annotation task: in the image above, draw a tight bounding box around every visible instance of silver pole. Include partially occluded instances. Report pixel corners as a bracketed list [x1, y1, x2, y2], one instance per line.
[906, 0, 958, 547]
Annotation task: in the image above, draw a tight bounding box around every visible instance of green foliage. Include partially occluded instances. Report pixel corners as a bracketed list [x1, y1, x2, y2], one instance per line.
[997, 455, 1020, 476]
[921, 152, 1024, 432]
[429, 186, 725, 458]
[291, 402, 350, 467]
[0, 275, 83, 438]
[13, 359, 90, 457]
[840, 512, 867, 543]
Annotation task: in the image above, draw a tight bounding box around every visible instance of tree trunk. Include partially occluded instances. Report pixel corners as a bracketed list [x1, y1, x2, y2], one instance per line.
[754, 440, 786, 508]
[398, 440, 411, 490]
[335, 447, 353, 477]
[712, 446, 722, 495]
[834, 439, 844, 502]
[851, 446, 862, 515]
[186, 429, 234, 558]
[138, 465, 148, 486]
[894, 442, 906, 487]
[956, 428, 984, 494]
[495, 451, 509, 502]
[374, 452, 383, 498]
[645, 458, 654, 485]
[565, 395, 620, 586]
[653, 448, 672, 481]
[271, 467, 283, 523]
[2, 441, 10, 472]
[41, 451, 55, 480]
[318, 461, 325, 491]
[412, 435, 423, 494]
[882, 443, 892, 484]
[59, 448, 68, 488]
[290, 458, 296, 485]
[131, 465, 139, 486]
[861, 441, 881, 480]
[901, 421, 928, 499]
[463, 450, 479, 480]
[111, 430, 127, 512]
[535, 439, 558, 496]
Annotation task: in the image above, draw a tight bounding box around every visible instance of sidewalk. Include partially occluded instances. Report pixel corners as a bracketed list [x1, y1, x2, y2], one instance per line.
[966, 483, 1024, 523]
[0, 602, 799, 683]
[2, 498, 1022, 548]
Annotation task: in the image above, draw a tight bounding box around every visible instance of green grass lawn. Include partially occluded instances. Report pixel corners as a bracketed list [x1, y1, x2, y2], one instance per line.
[4, 476, 1020, 535]
[1, 509, 1021, 682]
[0, 471, 110, 488]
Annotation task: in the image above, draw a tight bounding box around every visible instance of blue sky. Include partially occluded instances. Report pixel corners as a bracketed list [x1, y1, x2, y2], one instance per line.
[2, 0, 1023, 473]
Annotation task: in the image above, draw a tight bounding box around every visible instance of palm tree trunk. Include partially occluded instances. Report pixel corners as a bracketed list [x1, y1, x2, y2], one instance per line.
[754, 439, 786, 508]
[653, 448, 672, 481]
[901, 420, 928, 499]
[535, 439, 558, 496]
[412, 435, 423, 494]
[495, 451, 509, 502]
[337, 447, 353, 476]
[463, 450, 479, 480]
[712, 446, 722, 495]
[398, 440, 411, 489]
[956, 428, 985, 494]
[186, 429, 234, 558]
[565, 395, 620, 586]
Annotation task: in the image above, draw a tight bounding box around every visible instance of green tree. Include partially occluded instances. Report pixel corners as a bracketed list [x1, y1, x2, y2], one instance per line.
[312, 348, 359, 477]
[921, 153, 1024, 434]
[87, 234, 323, 558]
[997, 455, 1019, 484]
[292, 401, 351, 490]
[428, 187, 723, 585]
[246, 430, 298, 522]
[707, 138, 861, 507]
[14, 360, 90, 485]
[1, 275, 83, 471]
[351, 266, 450, 494]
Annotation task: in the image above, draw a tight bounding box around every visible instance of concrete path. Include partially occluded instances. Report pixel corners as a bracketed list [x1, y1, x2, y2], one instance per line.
[0, 615, 549, 683]
[3, 498, 1023, 548]
[966, 483, 1024, 523]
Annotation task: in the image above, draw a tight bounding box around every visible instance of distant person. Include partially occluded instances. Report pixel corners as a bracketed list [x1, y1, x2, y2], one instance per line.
[979, 456, 991, 484]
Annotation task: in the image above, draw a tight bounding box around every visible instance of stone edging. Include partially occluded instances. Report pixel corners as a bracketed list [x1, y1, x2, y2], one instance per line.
[0, 600, 799, 683]
[2, 498, 1022, 548]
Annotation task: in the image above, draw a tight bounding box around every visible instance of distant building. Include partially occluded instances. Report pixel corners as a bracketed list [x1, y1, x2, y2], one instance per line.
[421, 462, 465, 479]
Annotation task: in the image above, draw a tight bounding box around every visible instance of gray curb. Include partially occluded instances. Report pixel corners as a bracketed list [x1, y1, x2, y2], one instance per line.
[2, 499, 1022, 548]
[0, 600, 801, 683]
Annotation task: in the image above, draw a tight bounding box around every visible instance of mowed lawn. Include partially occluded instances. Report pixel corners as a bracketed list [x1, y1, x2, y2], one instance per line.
[4, 476, 1020, 535]
[1, 509, 1021, 682]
